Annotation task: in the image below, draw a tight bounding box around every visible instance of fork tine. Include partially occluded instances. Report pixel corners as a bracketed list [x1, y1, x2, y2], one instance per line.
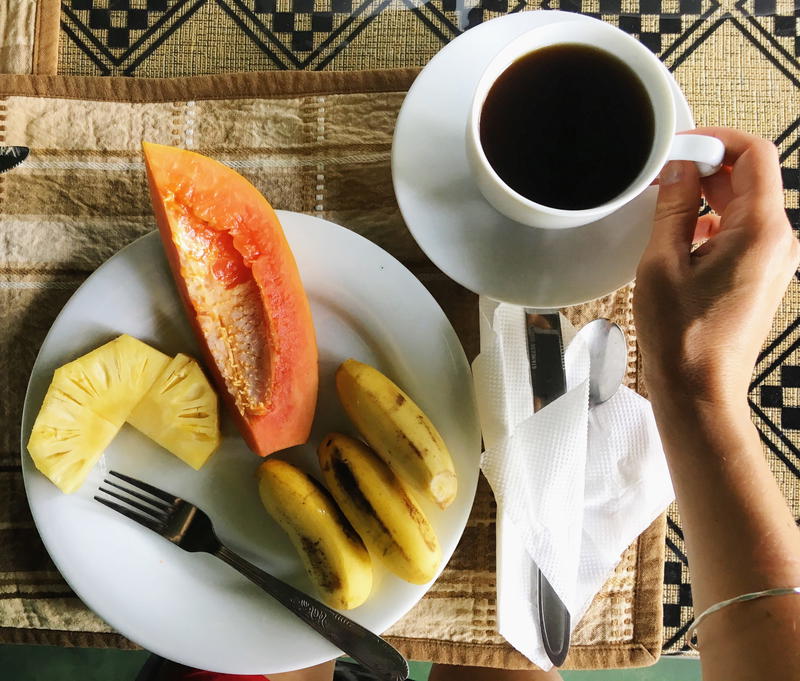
[94, 496, 164, 532]
[98, 487, 169, 520]
[103, 479, 171, 512]
[109, 470, 178, 503]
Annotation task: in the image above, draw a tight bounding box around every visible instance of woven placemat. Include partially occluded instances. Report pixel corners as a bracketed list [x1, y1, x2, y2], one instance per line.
[53, 0, 800, 655]
[0, 0, 59, 75]
[0, 69, 664, 669]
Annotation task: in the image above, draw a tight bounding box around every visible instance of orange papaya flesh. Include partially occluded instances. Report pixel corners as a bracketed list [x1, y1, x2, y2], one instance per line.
[142, 142, 318, 456]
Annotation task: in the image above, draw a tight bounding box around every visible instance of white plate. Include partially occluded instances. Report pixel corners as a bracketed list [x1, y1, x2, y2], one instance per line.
[392, 11, 694, 308]
[20, 212, 481, 675]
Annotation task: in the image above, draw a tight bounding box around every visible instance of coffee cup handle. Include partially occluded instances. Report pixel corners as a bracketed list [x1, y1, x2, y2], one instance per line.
[667, 134, 725, 177]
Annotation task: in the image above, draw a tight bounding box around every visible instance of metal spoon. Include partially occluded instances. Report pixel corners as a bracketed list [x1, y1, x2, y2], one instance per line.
[533, 320, 625, 663]
[578, 318, 628, 406]
[526, 316, 627, 667]
[535, 319, 627, 664]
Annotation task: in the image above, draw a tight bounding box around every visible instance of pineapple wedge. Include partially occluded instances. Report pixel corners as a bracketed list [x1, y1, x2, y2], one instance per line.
[127, 353, 220, 470]
[26, 390, 119, 494]
[27, 335, 170, 493]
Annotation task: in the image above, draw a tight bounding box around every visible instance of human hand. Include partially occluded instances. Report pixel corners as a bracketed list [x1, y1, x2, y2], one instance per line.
[633, 127, 799, 407]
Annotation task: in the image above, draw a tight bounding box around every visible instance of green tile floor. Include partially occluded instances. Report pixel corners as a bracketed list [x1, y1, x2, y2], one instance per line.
[0, 646, 700, 681]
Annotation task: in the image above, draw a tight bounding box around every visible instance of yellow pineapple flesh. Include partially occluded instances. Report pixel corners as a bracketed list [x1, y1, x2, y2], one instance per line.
[27, 335, 170, 493]
[26, 388, 118, 494]
[127, 353, 220, 470]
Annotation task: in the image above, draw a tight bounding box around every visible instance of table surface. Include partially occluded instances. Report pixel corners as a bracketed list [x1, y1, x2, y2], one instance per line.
[2, 0, 799, 660]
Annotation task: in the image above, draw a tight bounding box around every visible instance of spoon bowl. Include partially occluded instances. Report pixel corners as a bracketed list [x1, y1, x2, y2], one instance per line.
[577, 319, 628, 406]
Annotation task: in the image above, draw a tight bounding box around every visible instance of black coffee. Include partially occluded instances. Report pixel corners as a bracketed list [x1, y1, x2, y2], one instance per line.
[479, 44, 655, 211]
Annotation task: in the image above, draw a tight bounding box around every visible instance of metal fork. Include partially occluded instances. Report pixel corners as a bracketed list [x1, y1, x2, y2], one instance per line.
[95, 471, 409, 681]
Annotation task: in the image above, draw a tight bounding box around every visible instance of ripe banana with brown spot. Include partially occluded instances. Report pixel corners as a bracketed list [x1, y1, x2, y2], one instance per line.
[256, 458, 372, 610]
[318, 432, 441, 585]
[335, 358, 457, 509]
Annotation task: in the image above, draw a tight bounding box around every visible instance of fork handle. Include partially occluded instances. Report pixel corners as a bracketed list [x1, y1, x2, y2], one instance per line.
[215, 545, 408, 681]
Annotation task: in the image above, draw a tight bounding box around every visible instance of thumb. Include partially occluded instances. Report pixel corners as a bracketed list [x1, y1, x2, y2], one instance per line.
[646, 160, 702, 259]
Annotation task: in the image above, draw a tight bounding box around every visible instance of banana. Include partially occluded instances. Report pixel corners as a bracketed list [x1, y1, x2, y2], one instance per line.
[318, 432, 441, 585]
[335, 358, 457, 509]
[256, 458, 372, 610]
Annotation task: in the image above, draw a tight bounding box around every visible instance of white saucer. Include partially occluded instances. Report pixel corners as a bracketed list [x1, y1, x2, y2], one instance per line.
[392, 11, 694, 308]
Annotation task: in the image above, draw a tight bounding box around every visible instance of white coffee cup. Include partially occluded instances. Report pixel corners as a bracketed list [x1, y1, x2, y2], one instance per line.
[465, 20, 725, 229]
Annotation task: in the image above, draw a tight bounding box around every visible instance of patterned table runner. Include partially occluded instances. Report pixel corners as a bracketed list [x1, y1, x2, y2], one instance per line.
[0, 0, 58, 75]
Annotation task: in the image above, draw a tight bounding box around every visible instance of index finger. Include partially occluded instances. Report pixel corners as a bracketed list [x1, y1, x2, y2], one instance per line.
[692, 127, 784, 202]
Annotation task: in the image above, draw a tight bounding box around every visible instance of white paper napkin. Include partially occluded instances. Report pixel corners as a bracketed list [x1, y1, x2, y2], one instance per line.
[472, 298, 674, 670]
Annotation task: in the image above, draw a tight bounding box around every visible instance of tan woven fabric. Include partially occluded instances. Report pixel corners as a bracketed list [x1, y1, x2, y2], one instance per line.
[0, 0, 38, 74]
[0, 70, 664, 669]
[0, 0, 59, 75]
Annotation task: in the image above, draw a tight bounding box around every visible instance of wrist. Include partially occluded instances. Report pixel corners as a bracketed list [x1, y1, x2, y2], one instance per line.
[648, 384, 754, 445]
[649, 387, 751, 422]
[643, 359, 752, 415]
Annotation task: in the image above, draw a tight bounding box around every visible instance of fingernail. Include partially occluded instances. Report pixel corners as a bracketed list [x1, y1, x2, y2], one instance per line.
[659, 161, 684, 186]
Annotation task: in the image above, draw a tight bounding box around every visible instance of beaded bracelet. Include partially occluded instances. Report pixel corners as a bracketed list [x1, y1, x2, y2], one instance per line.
[687, 586, 800, 651]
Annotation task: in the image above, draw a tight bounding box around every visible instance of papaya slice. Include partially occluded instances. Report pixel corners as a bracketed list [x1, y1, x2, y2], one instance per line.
[142, 143, 318, 456]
